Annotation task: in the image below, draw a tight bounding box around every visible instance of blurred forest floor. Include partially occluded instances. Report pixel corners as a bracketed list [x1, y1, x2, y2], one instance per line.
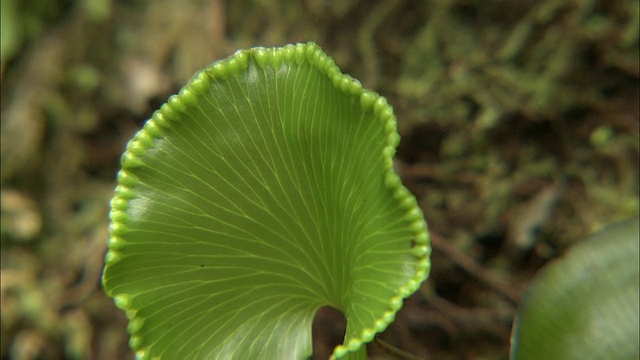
[1, 0, 638, 359]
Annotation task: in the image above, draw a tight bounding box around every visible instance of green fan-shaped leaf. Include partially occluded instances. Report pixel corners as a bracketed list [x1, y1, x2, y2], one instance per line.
[102, 42, 430, 360]
[511, 218, 640, 360]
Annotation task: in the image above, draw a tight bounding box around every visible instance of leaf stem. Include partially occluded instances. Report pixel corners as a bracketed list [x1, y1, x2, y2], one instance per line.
[373, 337, 425, 360]
[430, 232, 520, 305]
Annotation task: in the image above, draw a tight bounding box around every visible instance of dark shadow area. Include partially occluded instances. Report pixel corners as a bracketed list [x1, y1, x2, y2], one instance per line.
[311, 306, 347, 360]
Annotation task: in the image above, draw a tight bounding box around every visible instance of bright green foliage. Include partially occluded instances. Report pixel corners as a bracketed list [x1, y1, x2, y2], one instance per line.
[511, 218, 640, 359]
[1, 0, 19, 67]
[102, 43, 430, 359]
